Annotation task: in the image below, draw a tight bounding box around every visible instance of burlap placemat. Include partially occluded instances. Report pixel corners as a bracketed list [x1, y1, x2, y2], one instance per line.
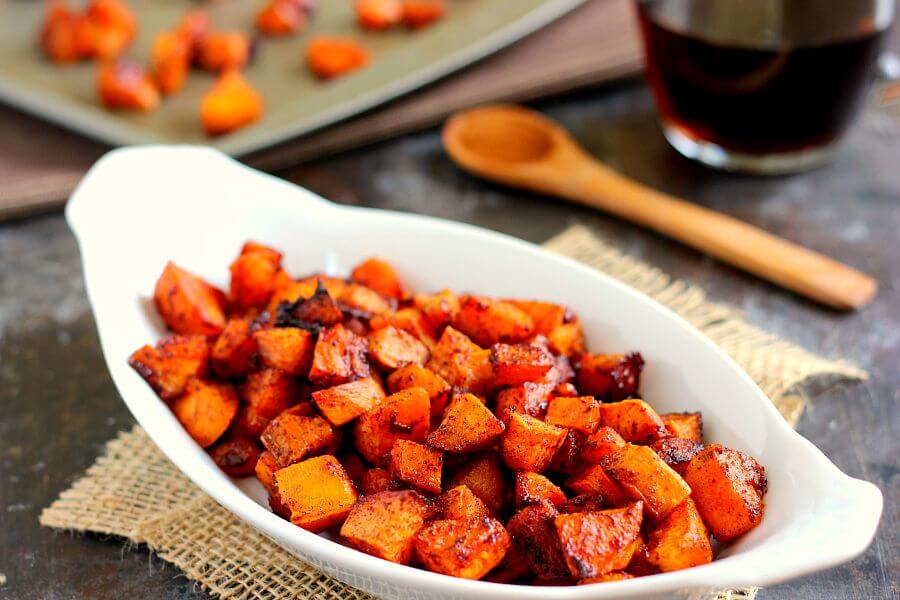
[40, 225, 866, 599]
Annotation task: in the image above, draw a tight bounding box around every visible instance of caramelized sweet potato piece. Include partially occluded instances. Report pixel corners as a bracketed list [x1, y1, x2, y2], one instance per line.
[341, 490, 428, 563]
[176, 9, 210, 49]
[414, 517, 510, 579]
[97, 60, 159, 112]
[554, 502, 643, 579]
[565, 465, 628, 506]
[150, 31, 191, 95]
[515, 472, 566, 508]
[547, 321, 586, 358]
[261, 413, 335, 468]
[490, 343, 554, 387]
[484, 542, 532, 584]
[370, 308, 436, 349]
[354, 387, 430, 466]
[545, 395, 601, 434]
[255, 450, 290, 517]
[560, 493, 607, 514]
[579, 426, 627, 467]
[350, 257, 408, 300]
[253, 327, 314, 375]
[651, 438, 703, 475]
[453, 295, 534, 347]
[501, 413, 567, 472]
[129, 334, 209, 401]
[662, 412, 703, 443]
[171, 379, 239, 448]
[359, 467, 397, 495]
[597, 399, 668, 444]
[240, 368, 298, 419]
[209, 437, 260, 477]
[507, 300, 568, 335]
[441, 485, 489, 520]
[197, 31, 250, 72]
[507, 501, 569, 579]
[369, 326, 429, 370]
[413, 289, 459, 329]
[682, 444, 767, 540]
[276, 455, 358, 532]
[76, 0, 136, 59]
[401, 0, 445, 28]
[201, 70, 264, 136]
[389, 439, 443, 494]
[355, 0, 402, 29]
[229, 242, 282, 311]
[426, 327, 492, 393]
[577, 352, 644, 401]
[306, 37, 370, 79]
[605, 444, 692, 520]
[308, 323, 370, 387]
[427, 393, 505, 453]
[312, 377, 384, 426]
[547, 429, 584, 475]
[210, 318, 257, 378]
[278, 280, 344, 329]
[154, 262, 227, 336]
[339, 283, 392, 316]
[449, 454, 507, 513]
[386, 365, 451, 418]
[256, 0, 308, 36]
[40, 2, 85, 63]
[493, 382, 553, 424]
[232, 404, 272, 439]
[645, 498, 712, 572]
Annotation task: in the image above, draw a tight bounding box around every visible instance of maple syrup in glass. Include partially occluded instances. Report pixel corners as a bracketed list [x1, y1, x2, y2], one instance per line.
[636, 0, 893, 173]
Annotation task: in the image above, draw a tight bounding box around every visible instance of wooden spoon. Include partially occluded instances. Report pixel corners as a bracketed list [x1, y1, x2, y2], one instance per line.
[443, 104, 877, 310]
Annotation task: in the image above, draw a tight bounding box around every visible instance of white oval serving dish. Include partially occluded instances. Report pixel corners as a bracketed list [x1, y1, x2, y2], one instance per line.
[66, 146, 883, 599]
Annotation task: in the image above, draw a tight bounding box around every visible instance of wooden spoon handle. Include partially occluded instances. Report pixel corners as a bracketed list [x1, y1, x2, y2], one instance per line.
[561, 158, 877, 310]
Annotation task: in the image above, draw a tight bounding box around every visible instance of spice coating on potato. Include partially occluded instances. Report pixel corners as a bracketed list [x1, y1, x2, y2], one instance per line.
[645, 498, 712, 572]
[308, 324, 370, 387]
[490, 343, 555, 387]
[414, 517, 510, 579]
[386, 364, 450, 418]
[507, 500, 569, 579]
[545, 395, 602, 434]
[662, 412, 704, 443]
[493, 382, 553, 424]
[351, 257, 409, 301]
[449, 454, 507, 513]
[577, 353, 644, 401]
[369, 325, 429, 370]
[312, 377, 384, 426]
[340, 490, 427, 564]
[128, 334, 209, 401]
[605, 444, 692, 520]
[209, 437, 260, 477]
[354, 387, 430, 466]
[154, 262, 227, 337]
[597, 399, 668, 444]
[240, 368, 298, 420]
[276, 455, 358, 532]
[427, 393, 505, 454]
[229, 242, 282, 311]
[578, 426, 627, 467]
[441, 485, 490, 520]
[565, 465, 628, 507]
[171, 379, 239, 448]
[389, 439, 443, 494]
[515, 471, 567, 508]
[651, 437, 704, 475]
[414, 289, 459, 329]
[426, 327, 492, 393]
[210, 318, 257, 378]
[554, 502, 643, 578]
[501, 412, 567, 472]
[453, 295, 534, 347]
[261, 413, 335, 468]
[253, 327, 315, 375]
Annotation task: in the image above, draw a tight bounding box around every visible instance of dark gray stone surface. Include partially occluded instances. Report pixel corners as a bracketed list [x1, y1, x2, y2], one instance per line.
[1, 81, 897, 598]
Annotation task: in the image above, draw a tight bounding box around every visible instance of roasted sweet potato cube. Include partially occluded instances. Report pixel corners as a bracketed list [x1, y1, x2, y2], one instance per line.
[274, 279, 344, 328]
[453, 295, 534, 347]
[548, 429, 584, 475]
[501, 413, 567, 472]
[490, 343, 554, 387]
[76, 0, 137, 59]
[578, 426, 627, 467]
[662, 412, 703, 443]
[240, 368, 297, 419]
[355, 0, 402, 29]
[201, 70, 263, 136]
[651, 438, 703, 475]
[546, 321, 586, 358]
[197, 31, 250, 72]
[261, 413, 335, 468]
[150, 30, 191, 95]
[209, 437, 260, 477]
[441, 485, 489, 520]
[171, 379, 239, 448]
[577, 353, 644, 401]
[493, 382, 553, 424]
[306, 35, 370, 79]
[232, 404, 272, 439]
[338, 283, 392, 316]
[606, 444, 692, 520]
[359, 467, 397, 495]
[413, 289, 459, 329]
[507, 300, 568, 335]
[560, 493, 607, 514]
[252, 327, 314, 375]
[554, 501, 643, 579]
[484, 543, 532, 584]
[371, 308, 437, 348]
[210, 318, 256, 378]
[386, 365, 451, 418]
[449, 454, 507, 513]
[229, 242, 282, 311]
[350, 257, 408, 300]
[426, 327, 492, 393]
[256, 0, 308, 36]
[645, 498, 712, 572]
[341, 490, 428, 563]
[427, 393, 504, 453]
[154, 262, 227, 337]
[414, 517, 510, 579]
[369, 326, 429, 370]
[354, 387, 430, 466]
[597, 399, 668, 444]
[308, 324, 370, 387]
[682, 444, 767, 540]
[507, 500, 569, 579]
[312, 378, 384, 426]
[545, 395, 601, 434]
[40, 2, 85, 63]
[515, 471, 566, 508]
[129, 334, 209, 401]
[97, 59, 160, 112]
[276, 455, 357, 532]
[341, 452, 368, 486]
[389, 439, 443, 494]
[565, 465, 628, 506]
[255, 450, 290, 517]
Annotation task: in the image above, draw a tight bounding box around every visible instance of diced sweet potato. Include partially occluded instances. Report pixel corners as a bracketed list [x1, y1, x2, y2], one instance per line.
[645, 498, 712, 572]
[276, 455, 358, 532]
[507, 300, 568, 335]
[255, 450, 290, 517]
[682, 444, 767, 541]
[490, 343, 554, 387]
[547, 321, 586, 358]
[231, 404, 272, 439]
[210, 318, 257, 377]
[176, 9, 210, 49]
[651, 438, 704, 475]
[370, 308, 437, 349]
[240, 368, 298, 419]
[484, 543, 532, 584]
[154, 262, 227, 337]
[359, 467, 397, 495]
[150, 30, 191, 95]
[507, 500, 570, 579]
[389, 439, 443, 494]
[401, 0, 444, 28]
[605, 444, 692, 520]
[97, 59, 159, 112]
[257, 0, 308, 36]
[413, 289, 459, 329]
[426, 327, 492, 393]
[554, 502, 643, 578]
[577, 353, 644, 401]
[662, 412, 703, 443]
[355, 0, 402, 29]
[427, 393, 505, 453]
[338, 284, 390, 316]
[369, 326, 429, 370]
[414, 517, 510, 579]
[308, 324, 370, 387]
[386, 365, 451, 418]
[341, 452, 368, 486]
[201, 70, 264, 136]
[312, 377, 384, 426]
[579, 426, 627, 467]
[449, 454, 507, 513]
[597, 399, 668, 444]
[545, 395, 601, 434]
[565, 465, 628, 506]
[197, 31, 250, 72]
[76, 0, 137, 59]
[453, 295, 534, 347]
[340, 490, 428, 563]
[515, 471, 566, 508]
[441, 485, 489, 520]
[354, 387, 430, 466]
[493, 382, 553, 424]
[560, 494, 607, 514]
[40, 2, 85, 63]
[171, 379, 239, 448]
[350, 257, 408, 300]
[252, 327, 314, 375]
[129, 334, 209, 401]
[501, 413, 567, 473]
[276, 280, 344, 329]
[209, 437, 260, 477]
[229, 242, 282, 311]
[261, 413, 335, 467]
[307, 37, 370, 79]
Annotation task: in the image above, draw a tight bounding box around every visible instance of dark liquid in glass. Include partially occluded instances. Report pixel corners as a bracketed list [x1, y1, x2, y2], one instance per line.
[637, 3, 887, 155]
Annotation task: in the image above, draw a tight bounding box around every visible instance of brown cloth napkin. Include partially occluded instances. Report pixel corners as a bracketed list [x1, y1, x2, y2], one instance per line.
[40, 225, 866, 600]
[0, 0, 641, 221]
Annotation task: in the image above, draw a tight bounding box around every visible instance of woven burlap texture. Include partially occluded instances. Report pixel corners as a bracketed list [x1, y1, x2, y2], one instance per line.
[40, 225, 867, 600]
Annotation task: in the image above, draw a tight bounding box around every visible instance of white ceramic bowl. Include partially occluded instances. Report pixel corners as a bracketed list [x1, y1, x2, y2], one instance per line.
[66, 146, 883, 599]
